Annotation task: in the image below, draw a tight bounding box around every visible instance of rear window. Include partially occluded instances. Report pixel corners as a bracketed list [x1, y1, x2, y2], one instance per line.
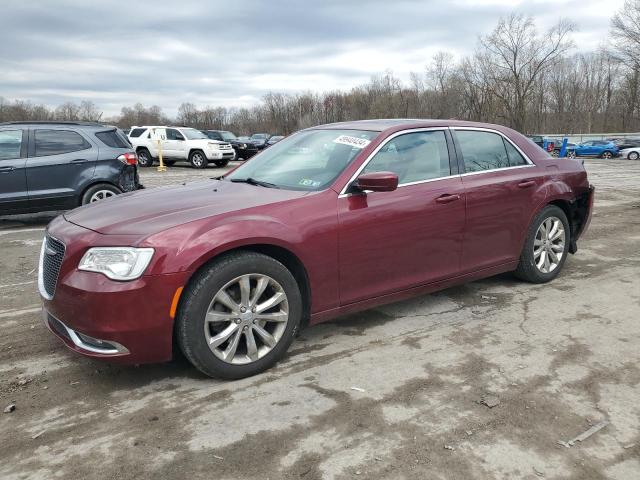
[0, 130, 23, 160]
[34, 130, 91, 157]
[129, 128, 147, 138]
[95, 130, 130, 148]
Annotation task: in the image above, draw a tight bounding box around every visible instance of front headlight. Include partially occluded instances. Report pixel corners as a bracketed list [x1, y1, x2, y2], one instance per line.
[207, 142, 219, 149]
[240, 143, 247, 148]
[78, 247, 154, 281]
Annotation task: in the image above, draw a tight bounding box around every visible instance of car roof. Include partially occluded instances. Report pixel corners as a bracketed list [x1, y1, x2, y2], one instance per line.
[310, 118, 516, 133]
[0, 121, 115, 131]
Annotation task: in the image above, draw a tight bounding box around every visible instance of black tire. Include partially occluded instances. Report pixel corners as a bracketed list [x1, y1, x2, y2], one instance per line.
[81, 183, 121, 205]
[567, 150, 576, 159]
[137, 149, 154, 167]
[601, 151, 613, 159]
[514, 205, 570, 283]
[189, 150, 208, 169]
[176, 251, 302, 379]
[550, 150, 559, 157]
[628, 151, 639, 161]
[213, 159, 230, 168]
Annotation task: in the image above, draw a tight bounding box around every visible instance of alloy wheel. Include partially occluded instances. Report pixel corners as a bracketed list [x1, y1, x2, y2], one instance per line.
[602, 151, 612, 159]
[89, 190, 116, 203]
[204, 274, 289, 365]
[629, 152, 639, 160]
[533, 216, 565, 274]
[191, 153, 204, 167]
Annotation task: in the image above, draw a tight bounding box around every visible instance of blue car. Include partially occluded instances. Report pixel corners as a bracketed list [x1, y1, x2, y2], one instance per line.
[573, 140, 619, 158]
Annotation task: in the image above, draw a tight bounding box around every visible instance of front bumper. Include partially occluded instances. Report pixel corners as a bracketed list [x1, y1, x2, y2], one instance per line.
[206, 149, 236, 161]
[40, 217, 189, 364]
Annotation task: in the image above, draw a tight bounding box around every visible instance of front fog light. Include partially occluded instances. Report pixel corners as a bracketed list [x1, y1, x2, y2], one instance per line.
[78, 247, 154, 281]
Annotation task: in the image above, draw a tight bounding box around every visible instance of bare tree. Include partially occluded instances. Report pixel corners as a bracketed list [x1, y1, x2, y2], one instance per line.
[479, 14, 575, 131]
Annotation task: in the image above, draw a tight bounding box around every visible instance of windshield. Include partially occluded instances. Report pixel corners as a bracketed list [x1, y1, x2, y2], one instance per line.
[251, 134, 268, 139]
[182, 128, 208, 140]
[227, 129, 378, 191]
[220, 131, 237, 140]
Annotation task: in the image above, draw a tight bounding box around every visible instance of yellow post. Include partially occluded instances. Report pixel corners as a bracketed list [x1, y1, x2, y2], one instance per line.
[155, 129, 167, 172]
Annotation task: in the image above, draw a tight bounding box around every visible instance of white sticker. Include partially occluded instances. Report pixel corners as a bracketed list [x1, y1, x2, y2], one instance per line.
[333, 135, 371, 149]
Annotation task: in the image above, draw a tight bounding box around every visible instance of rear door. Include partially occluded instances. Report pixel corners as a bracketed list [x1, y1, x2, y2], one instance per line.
[26, 128, 98, 210]
[453, 128, 545, 272]
[0, 128, 29, 212]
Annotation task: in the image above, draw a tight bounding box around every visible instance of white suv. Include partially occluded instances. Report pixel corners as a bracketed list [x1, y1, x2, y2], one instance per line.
[128, 126, 236, 168]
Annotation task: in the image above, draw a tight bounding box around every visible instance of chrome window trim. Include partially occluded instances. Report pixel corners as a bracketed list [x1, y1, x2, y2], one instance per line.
[338, 127, 452, 196]
[450, 126, 535, 168]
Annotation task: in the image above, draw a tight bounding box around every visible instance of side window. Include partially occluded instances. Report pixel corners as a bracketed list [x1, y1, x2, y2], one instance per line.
[363, 131, 450, 184]
[34, 130, 91, 157]
[456, 130, 510, 173]
[0, 130, 23, 160]
[129, 128, 146, 138]
[503, 140, 528, 166]
[166, 129, 184, 141]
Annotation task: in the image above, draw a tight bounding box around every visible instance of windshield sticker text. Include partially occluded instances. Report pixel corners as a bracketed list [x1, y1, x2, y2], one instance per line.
[333, 135, 371, 149]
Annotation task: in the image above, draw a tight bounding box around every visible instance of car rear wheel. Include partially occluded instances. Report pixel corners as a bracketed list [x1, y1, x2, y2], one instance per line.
[567, 150, 576, 158]
[137, 149, 154, 167]
[176, 251, 302, 379]
[514, 205, 570, 283]
[213, 159, 229, 167]
[628, 151, 639, 160]
[601, 151, 613, 159]
[189, 150, 208, 169]
[81, 183, 122, 205]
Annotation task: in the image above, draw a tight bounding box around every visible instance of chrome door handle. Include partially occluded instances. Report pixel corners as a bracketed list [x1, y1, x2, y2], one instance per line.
[518, 180, 535, 189]
[435, 194, 461, 204]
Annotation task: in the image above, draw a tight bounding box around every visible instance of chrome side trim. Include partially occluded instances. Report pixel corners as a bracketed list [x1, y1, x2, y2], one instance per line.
[449, 126, 535, 165]
[338, 126, 537, 197]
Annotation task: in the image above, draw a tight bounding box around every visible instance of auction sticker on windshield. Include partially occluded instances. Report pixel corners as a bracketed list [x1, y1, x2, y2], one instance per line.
[333, 135, 371, 149]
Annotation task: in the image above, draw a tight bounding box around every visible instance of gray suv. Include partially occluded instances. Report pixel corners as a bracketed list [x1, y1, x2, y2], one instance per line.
[0, 121, 141, 215]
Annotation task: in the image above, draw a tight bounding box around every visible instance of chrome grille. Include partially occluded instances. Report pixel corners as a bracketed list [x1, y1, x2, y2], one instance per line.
[38, 236, 66, 299]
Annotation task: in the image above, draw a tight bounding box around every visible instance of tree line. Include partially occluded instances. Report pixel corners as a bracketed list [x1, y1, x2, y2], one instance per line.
[1, 2, 639, 136]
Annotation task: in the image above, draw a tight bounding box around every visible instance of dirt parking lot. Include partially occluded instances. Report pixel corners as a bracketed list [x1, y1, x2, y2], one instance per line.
[1, 160, 639, 480]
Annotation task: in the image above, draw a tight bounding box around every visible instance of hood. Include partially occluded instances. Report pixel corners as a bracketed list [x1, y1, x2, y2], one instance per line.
[64, 180, 310, 236]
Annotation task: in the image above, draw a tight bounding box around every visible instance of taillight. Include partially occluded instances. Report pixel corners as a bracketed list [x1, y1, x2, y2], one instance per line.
[118, 152, 138, 165]
[546, 143, 554, 152]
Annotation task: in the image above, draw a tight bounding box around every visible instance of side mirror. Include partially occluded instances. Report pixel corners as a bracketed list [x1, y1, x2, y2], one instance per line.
[355, 171, 398, 192]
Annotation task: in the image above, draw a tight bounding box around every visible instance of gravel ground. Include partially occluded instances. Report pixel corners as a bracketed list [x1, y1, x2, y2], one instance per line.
[1, 159, 639, 480]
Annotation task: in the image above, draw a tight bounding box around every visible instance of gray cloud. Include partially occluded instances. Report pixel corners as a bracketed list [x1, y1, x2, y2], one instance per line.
[0, 0, 621, 117]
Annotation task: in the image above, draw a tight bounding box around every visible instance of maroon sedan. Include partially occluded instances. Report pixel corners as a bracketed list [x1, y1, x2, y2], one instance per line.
[39, 120, 594, 379]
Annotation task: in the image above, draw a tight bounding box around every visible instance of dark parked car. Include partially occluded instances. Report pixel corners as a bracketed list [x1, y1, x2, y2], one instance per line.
[249, 133, 271, 149]
[40, 119, 593, 379]
[606, 137, 640, 150]
[265, 135, 284, 147]
[203, 130, 258, 159]
[0, 121, 139, 215]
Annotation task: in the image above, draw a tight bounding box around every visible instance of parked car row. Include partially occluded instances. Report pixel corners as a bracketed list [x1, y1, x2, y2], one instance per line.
[126, 127, 284, 168]
[0, 121, 140, 215]
[529, 134, 640, 160]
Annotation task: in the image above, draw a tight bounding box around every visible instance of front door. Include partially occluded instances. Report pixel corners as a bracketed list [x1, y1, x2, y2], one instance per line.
[337, 129, 466, 305]
[0, 128, 29, 212]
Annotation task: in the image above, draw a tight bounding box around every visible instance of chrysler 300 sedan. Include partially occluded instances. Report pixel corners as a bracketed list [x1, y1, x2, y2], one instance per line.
[39, 119, 594, 379]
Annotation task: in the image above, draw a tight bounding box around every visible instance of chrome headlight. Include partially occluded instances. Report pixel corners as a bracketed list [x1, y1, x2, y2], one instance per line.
[78, 247, 154, 281]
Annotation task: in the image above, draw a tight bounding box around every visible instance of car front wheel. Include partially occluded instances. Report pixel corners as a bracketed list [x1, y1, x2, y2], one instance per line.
[176, 251, 302, 379]
[189, 150, 208, 169]
[514, 205, 570, 283]
[601, 151, 613, 159]
[628, 151, 639, 160]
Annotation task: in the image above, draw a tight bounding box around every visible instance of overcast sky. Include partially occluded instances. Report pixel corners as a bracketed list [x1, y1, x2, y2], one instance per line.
[0, 0, 624, 117]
